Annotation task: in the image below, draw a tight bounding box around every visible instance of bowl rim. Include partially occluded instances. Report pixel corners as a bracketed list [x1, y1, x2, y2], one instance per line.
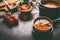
[33, 16, 53, 31]
[17, 2, 33, 12]
[39, 1, 60, 9]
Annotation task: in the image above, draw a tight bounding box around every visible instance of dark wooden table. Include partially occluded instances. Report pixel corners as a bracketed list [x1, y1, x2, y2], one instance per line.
[0, 5, 60, 40]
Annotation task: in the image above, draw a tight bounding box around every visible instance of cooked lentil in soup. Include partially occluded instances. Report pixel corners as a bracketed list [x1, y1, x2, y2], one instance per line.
[19, 4, 33, 12]
[34, 19, 51, 30]
[43, 1, 60, 8]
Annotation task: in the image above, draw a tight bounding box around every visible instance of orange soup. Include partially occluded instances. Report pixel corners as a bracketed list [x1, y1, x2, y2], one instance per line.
[19, 4, 33, 12]
[34, 19, 51, 30]
[42, 1, 60, 8]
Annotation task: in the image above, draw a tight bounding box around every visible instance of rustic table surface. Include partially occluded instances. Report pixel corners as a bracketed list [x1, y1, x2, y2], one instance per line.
[0, 3, 60, 40]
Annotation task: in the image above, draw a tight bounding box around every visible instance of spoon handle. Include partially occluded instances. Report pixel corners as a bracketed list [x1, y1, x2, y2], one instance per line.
[52, 18, 60, 22]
